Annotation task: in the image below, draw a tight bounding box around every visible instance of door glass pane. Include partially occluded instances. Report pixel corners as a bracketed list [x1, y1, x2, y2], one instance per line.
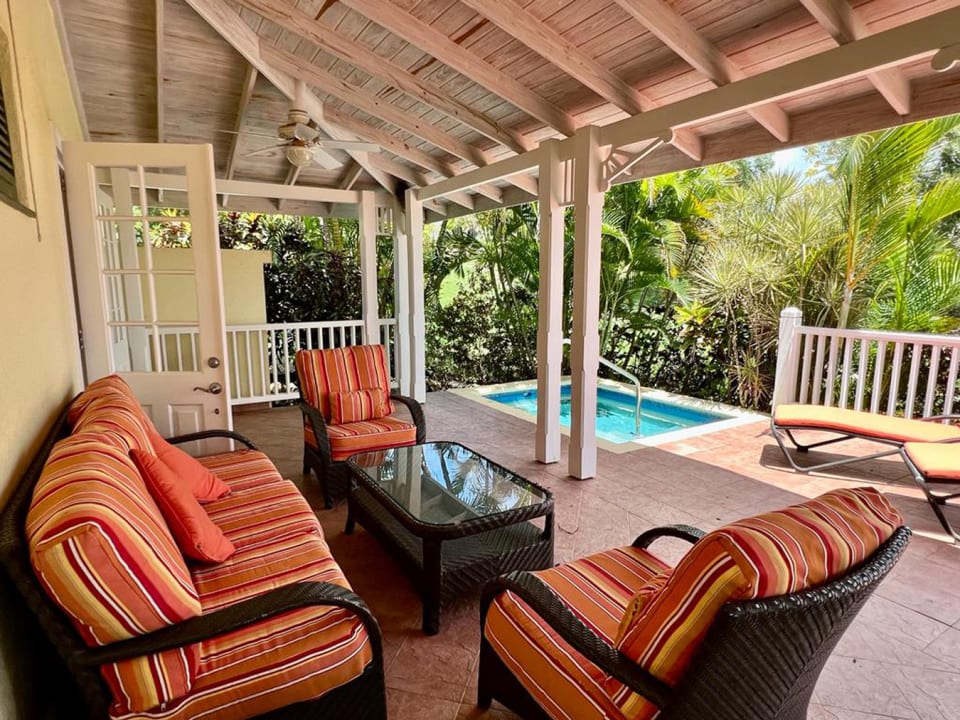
[104, 274, 149, 323]
[95, 166, 142, 217]
[112, 326, 154, 373]
[154, 273, 198, 323]
[156, 327, 199, 373]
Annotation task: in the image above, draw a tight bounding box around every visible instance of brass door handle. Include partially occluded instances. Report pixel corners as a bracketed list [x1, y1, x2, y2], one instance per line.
[193, 382, 223, 395]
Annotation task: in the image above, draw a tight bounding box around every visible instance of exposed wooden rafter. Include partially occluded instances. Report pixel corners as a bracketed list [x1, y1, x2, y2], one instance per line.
[457, 0, 705, 160]
[221, 64, 258, 206]
[338, 0, 577, 136]
[232, 0, 532, 154]
[155, 0, 165, 144]
[183, 0, 398, 194]
[799, 0, 911, 115]
[611, 0, 790, 142]
[338, 162, 363, 190]
[276, 165, 301, 213]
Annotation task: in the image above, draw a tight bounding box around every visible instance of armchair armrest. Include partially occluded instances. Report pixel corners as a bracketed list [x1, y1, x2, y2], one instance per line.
[165, 429, 258, 450]
[389, 393, 426, 443]
[632, 524, 706, 550]
[79, 582, 381, 666]
[300, 401, 333, 459]
[481, 571, 672, 709]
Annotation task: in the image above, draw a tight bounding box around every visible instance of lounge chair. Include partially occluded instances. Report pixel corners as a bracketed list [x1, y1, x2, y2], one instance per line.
[479, 487, 909, 720]
[900, 441, 960, 542]
[771, 403, 960, 472]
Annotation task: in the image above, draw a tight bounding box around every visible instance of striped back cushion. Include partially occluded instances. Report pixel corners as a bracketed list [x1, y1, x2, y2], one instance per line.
[296, 345, 393, 421]
[67, 374, 137, 426]
[329, 388, 389, 425]
[71, 393, 156, 455]
[617, 488, 903, 687]
[27, 433, 202, 712]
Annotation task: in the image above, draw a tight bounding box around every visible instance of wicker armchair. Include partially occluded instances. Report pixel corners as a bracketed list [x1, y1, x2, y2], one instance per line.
[479, 490, 910, 720]
[295, 345, 425, 508]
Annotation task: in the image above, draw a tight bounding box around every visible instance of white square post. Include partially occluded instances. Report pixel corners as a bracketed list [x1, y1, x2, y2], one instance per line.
[359, 190, 380, 346]
[569, 126, 604, 480]
[404, 188, 427, 402]
[536, 140, 564, 464]
[392, 196, 411, 394]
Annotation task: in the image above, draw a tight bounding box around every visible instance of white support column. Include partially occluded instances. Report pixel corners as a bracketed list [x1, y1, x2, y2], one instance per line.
[569, 126, 605, 480]
[404, 188, 427, 402]
[536, 140, 564, 464]
[358, 190, 380, 345]
[773, 306, 804, 411]
[393, 196, 412, 394]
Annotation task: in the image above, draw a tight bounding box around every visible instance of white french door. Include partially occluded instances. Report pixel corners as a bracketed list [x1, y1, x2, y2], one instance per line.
[64, 142, 230, 440]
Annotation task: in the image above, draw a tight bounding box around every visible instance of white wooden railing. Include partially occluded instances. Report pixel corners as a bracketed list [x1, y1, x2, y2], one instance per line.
[152, 320, 397, 405]
[773, 307, 960, 418]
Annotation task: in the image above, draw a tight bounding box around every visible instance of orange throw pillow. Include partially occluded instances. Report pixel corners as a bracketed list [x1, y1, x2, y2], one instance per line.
[329, 388, 389, 425]
[131, 450, 235, 563]
[152, 437, 231, 503]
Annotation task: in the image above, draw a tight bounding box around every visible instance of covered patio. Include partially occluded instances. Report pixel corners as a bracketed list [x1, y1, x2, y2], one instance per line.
[233, 395, 960, 719]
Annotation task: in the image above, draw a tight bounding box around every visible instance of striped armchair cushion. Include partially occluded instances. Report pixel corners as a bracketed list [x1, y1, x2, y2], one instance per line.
[615, 487, 903, 716]
[329, 388, 390, 425]
[27, 433, 202, 713]
[295, 345, 394, 422]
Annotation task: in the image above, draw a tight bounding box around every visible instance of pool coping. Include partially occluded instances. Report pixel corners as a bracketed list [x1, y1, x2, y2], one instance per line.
[450, 378, 767, 454]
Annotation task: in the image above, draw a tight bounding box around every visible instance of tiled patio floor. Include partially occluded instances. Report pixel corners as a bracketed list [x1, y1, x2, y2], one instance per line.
[234, 392, 960, 720]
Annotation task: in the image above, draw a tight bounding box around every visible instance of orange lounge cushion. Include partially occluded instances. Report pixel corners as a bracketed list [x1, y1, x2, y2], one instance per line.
[484, 546, 670, 720]
[773, 404, 960, 443]
[329, 388, 390, 425]
[151, 436, 231, 503]
[27, 433, 202, 713]
[71, 393, 157, 455]
[326, 417, 417, 462]
[295, 345, 394, 421]
[903, 442, 960, 482]
[67, 374, 139, 426]
[615, 487, 903, 717]
[131, 450, 235, 564]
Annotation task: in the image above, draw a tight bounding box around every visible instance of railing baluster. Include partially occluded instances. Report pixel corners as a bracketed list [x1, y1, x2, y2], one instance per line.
[854, 339, 868, 412]
[244, 330, 255, 401]
[175, 332, 184, 372]
[871, 340, 886, 414]
[839, 336, 853, 409]
[945, 347, 959, 416]
[813, 333, 826, 405]
[799, 332, 813, 404]
[270, 328, 279, 399]
[190, 331, 198, 372]
[257, 330, 268, 400]
[904, 343, 922, 419]
[924, 345, 940, 417]
[231, 331, 242, 399]
[283, 327, 291, 396]
[888, 342, 904, 416]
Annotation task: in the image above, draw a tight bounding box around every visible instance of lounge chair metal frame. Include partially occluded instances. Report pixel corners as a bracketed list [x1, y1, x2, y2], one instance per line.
[479, 524, 911, 720]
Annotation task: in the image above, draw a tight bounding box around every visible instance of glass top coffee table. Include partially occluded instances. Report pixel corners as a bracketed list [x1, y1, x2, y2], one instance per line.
[346, 442, 554, 634]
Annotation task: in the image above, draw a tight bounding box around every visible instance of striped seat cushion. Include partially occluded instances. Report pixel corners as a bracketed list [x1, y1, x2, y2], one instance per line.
[484, 546, 670, 720]
[295, 345, 394, 421]
[324, 417, 418, 462]
[112, 604, 373, 720]
[773, 404, 960, 443]
[27, 433, 202, 713]
[615, 487, 903, 718]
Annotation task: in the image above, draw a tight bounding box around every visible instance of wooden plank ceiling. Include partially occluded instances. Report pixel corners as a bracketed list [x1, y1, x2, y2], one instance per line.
[59, 0, 960, 216]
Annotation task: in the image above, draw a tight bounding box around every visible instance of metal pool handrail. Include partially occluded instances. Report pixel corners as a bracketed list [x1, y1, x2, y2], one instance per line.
[561, 339, 642, 433]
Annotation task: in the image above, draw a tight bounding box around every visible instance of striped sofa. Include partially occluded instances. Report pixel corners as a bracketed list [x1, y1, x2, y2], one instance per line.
[479, 487, 910, 720]
[296, 345, 425, 508]
[0, 375, 385, 720]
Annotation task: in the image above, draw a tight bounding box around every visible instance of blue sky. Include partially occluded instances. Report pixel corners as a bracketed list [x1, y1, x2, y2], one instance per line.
[772, 146, 807, 172]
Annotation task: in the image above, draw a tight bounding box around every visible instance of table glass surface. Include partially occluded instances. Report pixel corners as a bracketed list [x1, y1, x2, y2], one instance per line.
[348, 442, 549, 526]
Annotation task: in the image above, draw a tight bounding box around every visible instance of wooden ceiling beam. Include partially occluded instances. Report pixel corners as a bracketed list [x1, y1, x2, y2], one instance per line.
[233, 0, 531, 154]
[799, 0, 911, 115]
[338, 0, 577, 137]
[366, 155, 464, 214]
[222, 64, 258, 207]
[338, 162, 363, 190]
[276, 165, 302, 213]
[183, 0, 397, 194]
[455, 0, 703, 160]
[264, 43, 506, 203]
[611, 0, 790, 142]
[155, 0, 165, 145]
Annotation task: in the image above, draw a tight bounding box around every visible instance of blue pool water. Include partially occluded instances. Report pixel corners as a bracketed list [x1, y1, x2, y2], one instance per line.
[486, 384, 727, 443]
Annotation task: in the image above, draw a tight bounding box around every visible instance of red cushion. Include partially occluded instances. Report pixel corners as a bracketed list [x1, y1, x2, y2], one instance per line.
[329, 388, 389, 425]
[131, 450, 235, 563]
[152, 436, 231, 503]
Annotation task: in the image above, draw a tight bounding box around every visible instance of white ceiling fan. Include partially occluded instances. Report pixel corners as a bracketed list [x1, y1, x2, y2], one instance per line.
[220, 82, 379, 170]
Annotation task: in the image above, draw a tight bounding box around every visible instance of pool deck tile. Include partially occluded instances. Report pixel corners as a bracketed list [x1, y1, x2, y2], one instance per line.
[234, 391, 960, 720]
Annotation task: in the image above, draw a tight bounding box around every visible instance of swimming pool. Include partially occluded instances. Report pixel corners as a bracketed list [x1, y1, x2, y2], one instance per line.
[485, 383, 729, 443]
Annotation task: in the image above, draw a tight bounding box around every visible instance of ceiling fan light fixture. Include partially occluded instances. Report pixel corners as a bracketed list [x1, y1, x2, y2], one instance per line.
[285, 144, 315, 167]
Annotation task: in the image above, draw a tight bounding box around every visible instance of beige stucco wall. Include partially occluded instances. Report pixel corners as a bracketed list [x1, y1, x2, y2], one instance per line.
[0, 1, 84, 716]
[144, 247, 272, 325]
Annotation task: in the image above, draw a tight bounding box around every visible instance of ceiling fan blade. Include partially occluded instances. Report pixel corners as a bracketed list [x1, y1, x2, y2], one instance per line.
[316, 140, 379, 153]
[312, 148, 342, 171]
[216, 128, 281, 140]
[242, 143, 288, 158]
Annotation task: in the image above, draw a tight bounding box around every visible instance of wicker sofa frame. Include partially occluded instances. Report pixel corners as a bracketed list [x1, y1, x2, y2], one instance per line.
[479, 523, 911, 720]
[300, 393, 426, 509]
[0, 402, 387, 720]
